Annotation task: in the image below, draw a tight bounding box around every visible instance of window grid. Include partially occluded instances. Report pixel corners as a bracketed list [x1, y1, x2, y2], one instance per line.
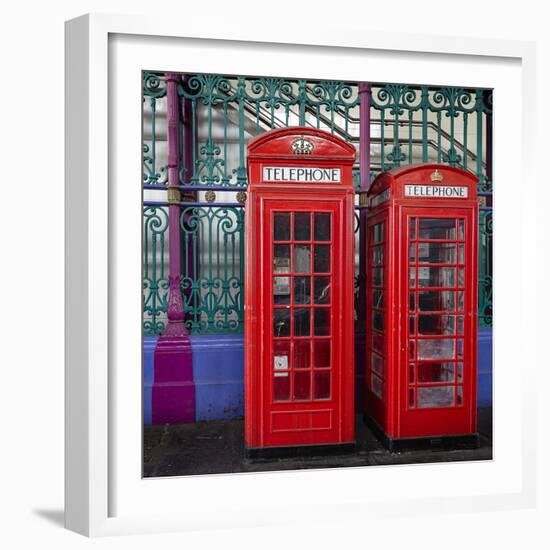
[408, 217, 466, 409]
[271, 211, 333, 403]
[368, 221, 386, 401]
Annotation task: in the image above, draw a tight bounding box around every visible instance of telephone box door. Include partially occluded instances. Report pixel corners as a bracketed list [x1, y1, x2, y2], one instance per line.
[401, 208, 477, 436]
[262, 198, 346, 447]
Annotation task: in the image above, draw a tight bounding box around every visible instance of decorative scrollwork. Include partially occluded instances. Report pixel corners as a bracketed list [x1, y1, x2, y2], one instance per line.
[143, 206, 169, 335]
[306, 80, 359, 110]
[179, 74, 236, 104]
[178, 206, 245, 334]
[142, 144, 168, 186]
[143, 71, 167, 98]
[429, 87, 477, 116]
[478, 210, 493, 327]
[371, 85, 422, 115]
[142, 73, 493, 333]
[191, 138, 228, 186]
[245, 78, 295, 110]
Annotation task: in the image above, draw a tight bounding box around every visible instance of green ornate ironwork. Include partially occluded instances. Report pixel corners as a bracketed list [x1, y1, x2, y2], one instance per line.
[478, 210, 493, 328]
[143, 72, 168, 186]
[180, 206, 244, 333]
[142, 73, 493, 334]
[370, 83, 493, 326]
[143, 206, 169, 335]
[177, 75, 361, 188]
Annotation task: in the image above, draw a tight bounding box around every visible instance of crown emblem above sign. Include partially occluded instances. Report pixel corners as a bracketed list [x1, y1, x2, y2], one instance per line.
[291, 136, 314, 155]
[430, 169, 444, 183]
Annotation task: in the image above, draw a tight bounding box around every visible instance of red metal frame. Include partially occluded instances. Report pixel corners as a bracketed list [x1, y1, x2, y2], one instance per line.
[245, 128, 356, 450]
[365, 164, 478, 441]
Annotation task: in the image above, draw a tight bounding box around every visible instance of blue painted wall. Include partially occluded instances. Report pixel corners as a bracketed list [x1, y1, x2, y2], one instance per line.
[477, 328, 493, 408]
[144, 329, 492, 424]
[191, 334, 244, 421]
[143, 335, 158, 425]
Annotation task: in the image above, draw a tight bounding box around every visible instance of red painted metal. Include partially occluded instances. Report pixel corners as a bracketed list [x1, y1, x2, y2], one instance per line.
[365, 164, 478, 441]
[245, 128, 356, 450]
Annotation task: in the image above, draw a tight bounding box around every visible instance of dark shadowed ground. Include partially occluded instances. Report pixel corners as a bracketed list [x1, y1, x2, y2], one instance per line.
[143, 407, 492, 477]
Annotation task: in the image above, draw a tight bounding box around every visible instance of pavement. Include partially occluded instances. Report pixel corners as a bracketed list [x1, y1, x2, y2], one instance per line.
[143, 407, 492, 477]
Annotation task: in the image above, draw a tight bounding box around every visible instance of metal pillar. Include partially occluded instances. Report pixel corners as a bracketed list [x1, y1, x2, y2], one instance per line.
[152, 72, 195, 424]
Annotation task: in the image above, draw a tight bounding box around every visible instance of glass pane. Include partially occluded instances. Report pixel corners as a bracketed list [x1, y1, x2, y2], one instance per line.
[274, 213, 290, 241]
[418, 338, 455, 360]
[294, 308, 310, 336]
[373, 222, 384, 243]
[372, 374, 383, 399]
[373, 311, 384, 331]
[409, 387, 415, 407]
[418, 218, 456, 240]
[314, 213, 331, 241]
[314, 276, 331, 304]
[458, 219, 465, 240]
[373, 246, 384, 265]
[418, 290, 455, 312]
[373, 289, 384, 309]
[409, 267, 416, 287]
[314, 340, 330, 369]
[314, 371, 330, 399]
[273, 244, 290, 273]
[409, 316, 415, 335]
[373, 267, 384, 287]
[418, 266, 456, 288]
[457, 339, 464, 358]
[457, 316, 464, 335]
[458, 244, 464, 263]
[417, 362, 455, 383]
[372, 332, 384, 354]
[409, 364, 415, 383]
[417, 386, 454, 408]
[409, 218, 416, 240]
[458, 291, 464, 311]
[418, 315, 455, 335]
[418, 242, 456, 264]
[293, 371, 310, 400]
[457, 385, 463, 405]
[457, 363, 463, 382]
[273, 375, 290, 401]
[273, 309, 290, 337]
[294, 212, 311, 241]
[458, 267, 464, 287]
[293, 340, 310, 369]
[273, 339, 291, 360]
[314, 308, 330, 336]
[294, 276, 311, 304]
[273, 277, 290, 305]
[409, 340, 415, 360]
[409, 243, 416, 263]
[314, 245, 330, 273]
[409, 291, 416, 311]
[371, 352, 384, 376]
[273, 340, 291, 377]
[294, 245, 311, 273]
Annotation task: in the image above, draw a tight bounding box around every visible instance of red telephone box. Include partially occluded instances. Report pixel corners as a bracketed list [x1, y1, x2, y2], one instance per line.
[364, 164, 479, 450]
[245, 127, 356, 456]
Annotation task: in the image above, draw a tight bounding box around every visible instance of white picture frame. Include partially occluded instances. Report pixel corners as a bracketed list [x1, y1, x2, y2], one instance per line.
[65, 12, 537, 537]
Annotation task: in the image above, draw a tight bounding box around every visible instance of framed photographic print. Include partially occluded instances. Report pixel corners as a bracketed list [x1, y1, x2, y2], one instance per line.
[65, 12, 536, 537]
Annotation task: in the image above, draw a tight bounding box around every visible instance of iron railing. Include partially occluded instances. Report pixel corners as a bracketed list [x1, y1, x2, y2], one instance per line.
[142, 72, 493, 335]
